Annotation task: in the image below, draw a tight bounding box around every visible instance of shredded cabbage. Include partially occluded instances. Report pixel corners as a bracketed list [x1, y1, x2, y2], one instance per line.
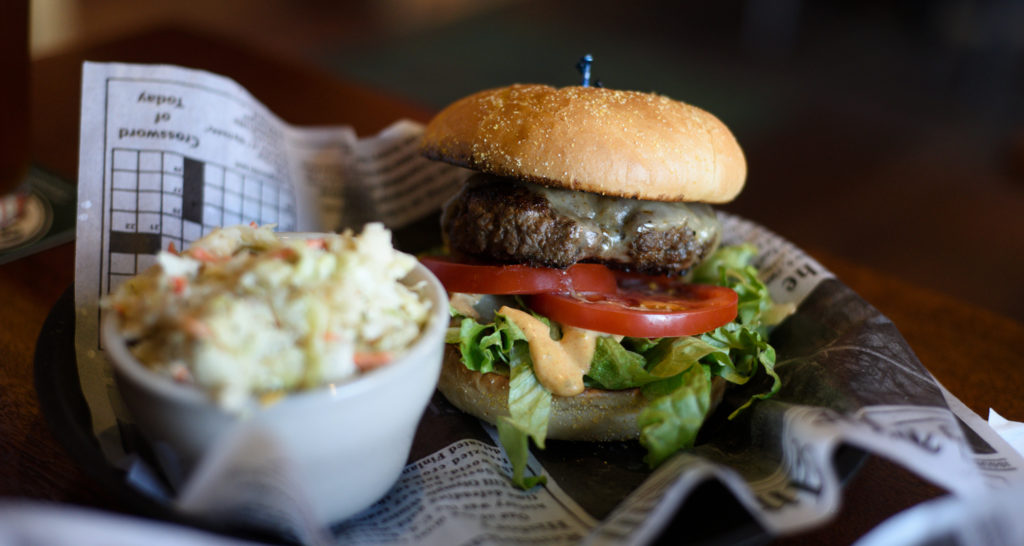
[103, 223, 431, 410]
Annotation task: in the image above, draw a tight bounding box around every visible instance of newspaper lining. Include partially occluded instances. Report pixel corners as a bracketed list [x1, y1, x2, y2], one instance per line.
[72, 62, 1024, 545]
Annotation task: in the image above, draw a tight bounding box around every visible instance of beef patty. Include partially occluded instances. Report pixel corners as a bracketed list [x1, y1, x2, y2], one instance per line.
[441, 174, 721, 275]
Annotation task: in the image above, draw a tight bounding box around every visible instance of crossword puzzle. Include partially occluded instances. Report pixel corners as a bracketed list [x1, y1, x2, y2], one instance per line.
[104, 148, 296, 292]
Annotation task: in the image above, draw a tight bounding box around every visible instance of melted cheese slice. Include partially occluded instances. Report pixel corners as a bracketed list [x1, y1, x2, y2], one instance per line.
[498, 306, 597, 396]
[529, 181, 720, 261]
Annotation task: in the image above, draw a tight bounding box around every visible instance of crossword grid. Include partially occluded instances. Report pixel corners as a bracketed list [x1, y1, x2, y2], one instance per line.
[105, 148, 296, 292]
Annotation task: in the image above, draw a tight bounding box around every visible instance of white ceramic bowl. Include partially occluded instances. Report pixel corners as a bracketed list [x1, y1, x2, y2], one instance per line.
[101, 257, 448, 525]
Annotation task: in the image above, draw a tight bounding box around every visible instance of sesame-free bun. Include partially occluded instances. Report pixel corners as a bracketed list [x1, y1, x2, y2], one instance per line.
[421, 84, 746, 203]
[437, 346, 726, 442]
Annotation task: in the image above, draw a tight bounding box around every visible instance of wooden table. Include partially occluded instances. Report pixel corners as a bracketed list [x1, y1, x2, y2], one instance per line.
[3, 25, 1022, 545]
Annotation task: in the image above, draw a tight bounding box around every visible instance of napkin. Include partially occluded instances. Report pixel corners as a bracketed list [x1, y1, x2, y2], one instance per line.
[989, 409, 1024, 456]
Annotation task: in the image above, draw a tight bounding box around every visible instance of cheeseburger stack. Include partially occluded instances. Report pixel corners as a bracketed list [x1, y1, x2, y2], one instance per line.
[419, 84, 780, 482]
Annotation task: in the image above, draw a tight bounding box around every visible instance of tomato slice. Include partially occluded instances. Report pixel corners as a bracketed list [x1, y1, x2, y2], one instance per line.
[419, 256, 617, 295]
[528, 283, 737, 338]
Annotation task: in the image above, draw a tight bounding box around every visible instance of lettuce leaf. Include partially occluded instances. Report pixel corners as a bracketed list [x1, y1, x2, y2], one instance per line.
[497, 341, 550, 489]
[446, 311, 530, 374]
[644, 336, 721, 378]
[638, 363, 713, 467]
[505, 340, 551, 448]
[629, 320, 779, 464]
[691, 242, 784, 329]
[450, 309, 549, 488]
[700, 322, 779, 417]
[497, 420, 547, 489]
[585, 337, 660, 389]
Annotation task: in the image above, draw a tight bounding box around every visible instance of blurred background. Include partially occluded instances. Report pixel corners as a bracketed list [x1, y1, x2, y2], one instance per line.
[29, 0, 1024, 322]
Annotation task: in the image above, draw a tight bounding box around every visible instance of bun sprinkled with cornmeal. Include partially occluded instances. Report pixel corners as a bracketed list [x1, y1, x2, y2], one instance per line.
[421, 83, 746, 203]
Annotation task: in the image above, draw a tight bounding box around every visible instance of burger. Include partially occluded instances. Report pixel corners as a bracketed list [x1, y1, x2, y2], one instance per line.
[418, 84, 782, 486]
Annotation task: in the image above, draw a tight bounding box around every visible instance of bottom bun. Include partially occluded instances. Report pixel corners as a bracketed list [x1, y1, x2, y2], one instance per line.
[438, 345, 726, 442]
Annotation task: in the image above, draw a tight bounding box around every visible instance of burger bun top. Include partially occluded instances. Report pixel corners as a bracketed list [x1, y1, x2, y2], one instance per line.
[421, 84, 746, 203]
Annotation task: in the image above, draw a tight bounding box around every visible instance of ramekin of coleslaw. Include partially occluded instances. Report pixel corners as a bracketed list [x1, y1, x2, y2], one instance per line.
[101, 223, 448, 524]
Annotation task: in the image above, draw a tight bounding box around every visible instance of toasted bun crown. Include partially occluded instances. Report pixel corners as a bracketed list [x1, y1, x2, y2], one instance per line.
[421, 84, 746, 203]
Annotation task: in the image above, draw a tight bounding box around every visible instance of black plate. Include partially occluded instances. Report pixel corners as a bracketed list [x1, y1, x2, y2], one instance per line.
[35, 285, 867, 544]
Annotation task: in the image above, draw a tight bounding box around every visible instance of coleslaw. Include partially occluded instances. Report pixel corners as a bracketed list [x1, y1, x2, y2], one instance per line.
[102, 223, 432, 410]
